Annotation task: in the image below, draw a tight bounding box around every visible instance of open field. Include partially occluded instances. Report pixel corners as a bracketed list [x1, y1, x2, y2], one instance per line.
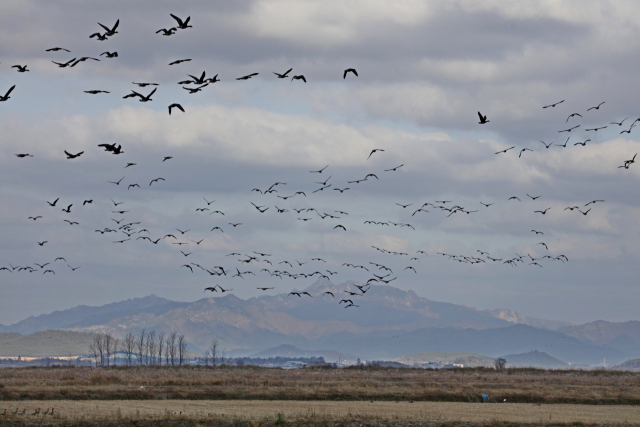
[1, 400, 640, 425]
[1, 366, 640, 404]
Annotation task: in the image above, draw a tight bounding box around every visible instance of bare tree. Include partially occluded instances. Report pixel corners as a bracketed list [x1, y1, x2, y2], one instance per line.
[146, 330, 156, 365]
[494, 357, 507, 370]
[203, 350, 210, 366]
[178, 334, 187, 366]
[209, 338, 218, 367]
[123, 331, 136, 366]
[112, 334, 120, 366]
[136, 329, 146, 365]
[157, 331, 165, 366]
[89, 334, 104, 367]
[168, 331, 177, 366]
[103, 333, 117, 367]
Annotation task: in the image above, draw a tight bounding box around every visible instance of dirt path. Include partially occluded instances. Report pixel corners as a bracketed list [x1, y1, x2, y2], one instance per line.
[2, 400, 640, 424]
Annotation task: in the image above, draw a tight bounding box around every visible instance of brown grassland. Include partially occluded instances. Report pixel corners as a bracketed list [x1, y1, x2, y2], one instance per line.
[0, 365, 639, 404]
[1, 399, 640, 426]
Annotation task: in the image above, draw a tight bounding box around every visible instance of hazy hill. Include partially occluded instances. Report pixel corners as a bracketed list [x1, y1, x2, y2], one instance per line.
[611, 358, 640, 370]
[0, 295, 187, 335]
[501, 350, 568, 368]
[0, 330, 96, 357]
[311, 324, 624, 365]
[249, 280, 515, 330]
[559, 320, 640, 347]
[0, 280, 632, 365]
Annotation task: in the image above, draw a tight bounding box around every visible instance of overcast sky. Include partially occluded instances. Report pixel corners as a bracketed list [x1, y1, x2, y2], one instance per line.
[2, 0, 640, 326]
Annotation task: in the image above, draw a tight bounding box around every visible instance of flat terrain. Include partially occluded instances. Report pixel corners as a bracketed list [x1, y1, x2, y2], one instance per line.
[1, 366, 640, 404]
[2, 400, 640, 425]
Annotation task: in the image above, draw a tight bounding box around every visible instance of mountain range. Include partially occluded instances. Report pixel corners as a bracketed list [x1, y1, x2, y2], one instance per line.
[1, 279, 638, 366]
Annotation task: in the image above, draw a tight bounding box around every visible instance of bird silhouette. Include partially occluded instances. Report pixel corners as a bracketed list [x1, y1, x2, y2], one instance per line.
[478, 111, 489, 124]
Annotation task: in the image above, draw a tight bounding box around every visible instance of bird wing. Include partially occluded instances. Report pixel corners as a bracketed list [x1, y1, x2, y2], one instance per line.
[98, 22, 111, 32]
[170, 14, 184, 25]
[4, 85, 15, 97]
[478, 111, 484, 121]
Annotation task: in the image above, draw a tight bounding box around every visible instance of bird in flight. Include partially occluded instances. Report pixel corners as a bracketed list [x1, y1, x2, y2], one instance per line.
[0, 85, 15, 102]
[52, 58, 76, 68]
[543, 100, 564, 108]
[495, 147, 514, 154]
[237, 73, 259, 80]
[539, 140, 553, 149]
[587, 102, 605, 111]
[100, 52, 118, 58]
[28, 216, 42, 221]
[90, 32, 108, 41]
[566, 113, 582, 122]
[156, 27, 177, 36]
[291, 75, 306, 83]
[384, 164, 404, 171]
[527, 194, 541, 200]
[534, 208, 551, 214]
[585, 126, 607, 132]
[558, 125, 580, 133]
[611, 118, 628, 126]
[84, 90, 110, 94]
[149, 178, 165, 186]
[310, 165, 328, 173]
[47, 198, 59, 206]
[574, 139, 590, 146]
[98, 19, 119, 36]
[163, 156, 173, 162]
[170, 14, 192, 29]
[168, 104, 184, 115]
[46, 47, 71, 52]
[72, 57, 100, 67]
[108, 176, 125, 185]
[132, 82, 159, 87]
[344, 68, 358, 79]
[64, 150, 84, 159]
[367, 149, 384, 160]
[519, 148, 533, 158]
[274, 68, 292, 78]
[531, 230, 544, 235]
[621, 124, 636, 134]
[478, 111, 489, 124]
[12, 65, 29, 72]
[169, 59, 192, 65]
[133, 88, 156, 102]
[61, 204, 72, 213]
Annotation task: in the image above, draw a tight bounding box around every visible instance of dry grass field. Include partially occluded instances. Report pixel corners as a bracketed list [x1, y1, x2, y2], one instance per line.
[1, 400, 640, 425]
[0, 400, 640, 425]
[1, 365, 639, 404]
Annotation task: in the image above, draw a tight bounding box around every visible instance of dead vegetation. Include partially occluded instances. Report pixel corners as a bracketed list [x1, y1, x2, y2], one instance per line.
[2, 400, 640, 425]
[1, 365, 640, 404]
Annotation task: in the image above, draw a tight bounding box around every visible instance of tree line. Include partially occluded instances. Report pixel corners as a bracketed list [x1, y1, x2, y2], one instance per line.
[88, 329, 190, 367]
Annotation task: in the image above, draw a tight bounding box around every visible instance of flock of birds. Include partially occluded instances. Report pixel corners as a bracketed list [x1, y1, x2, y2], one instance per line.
[2, 15, 637, 310]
